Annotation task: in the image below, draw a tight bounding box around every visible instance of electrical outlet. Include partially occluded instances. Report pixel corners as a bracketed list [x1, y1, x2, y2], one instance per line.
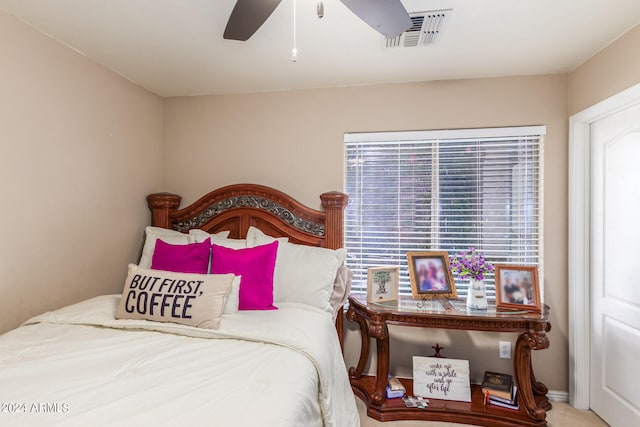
[499, 341, 511, 359]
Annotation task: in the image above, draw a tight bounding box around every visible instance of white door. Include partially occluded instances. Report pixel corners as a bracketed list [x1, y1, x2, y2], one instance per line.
[590, 104, 640, 426]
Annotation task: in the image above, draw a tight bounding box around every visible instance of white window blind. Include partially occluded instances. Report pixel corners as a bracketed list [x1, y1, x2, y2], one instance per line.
[344, 126, 545, 299]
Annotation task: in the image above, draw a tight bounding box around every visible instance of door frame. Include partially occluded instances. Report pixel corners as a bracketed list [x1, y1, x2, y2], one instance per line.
[568, 82, 640, 409]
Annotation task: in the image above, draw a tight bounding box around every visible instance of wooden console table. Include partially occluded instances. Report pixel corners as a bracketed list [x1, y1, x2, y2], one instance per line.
[347, 294, 552, 426]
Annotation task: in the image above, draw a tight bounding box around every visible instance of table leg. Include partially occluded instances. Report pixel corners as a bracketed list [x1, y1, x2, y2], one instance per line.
[347, 304, 370, 379]
[514, 326, 550, 421]
[369, 319, 389, 406]
[530, 323, 552, 411]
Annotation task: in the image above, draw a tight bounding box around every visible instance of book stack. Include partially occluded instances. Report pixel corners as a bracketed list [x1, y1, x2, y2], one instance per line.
[386, 377, 406, 399]
[481, 371, 519, 410]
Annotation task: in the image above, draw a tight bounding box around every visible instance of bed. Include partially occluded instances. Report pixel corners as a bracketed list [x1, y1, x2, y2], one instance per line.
[0, 184, 359, 426]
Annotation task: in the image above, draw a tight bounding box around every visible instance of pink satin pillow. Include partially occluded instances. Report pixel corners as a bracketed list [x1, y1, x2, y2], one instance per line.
[210, 241, 279, 310]
[150, 238, 211, 274]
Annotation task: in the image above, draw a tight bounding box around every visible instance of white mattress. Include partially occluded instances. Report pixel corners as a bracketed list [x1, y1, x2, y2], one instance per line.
[0, 295, 359, 427]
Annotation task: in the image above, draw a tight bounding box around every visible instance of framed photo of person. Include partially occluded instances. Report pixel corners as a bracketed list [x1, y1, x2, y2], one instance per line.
[367, 266, 400, 303]
[494, 265, 541, 313]
[407, 251, 457, 299]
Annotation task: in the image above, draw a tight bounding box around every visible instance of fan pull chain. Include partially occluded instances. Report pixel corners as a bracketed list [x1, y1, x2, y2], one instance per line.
[292, 0, 298, 62]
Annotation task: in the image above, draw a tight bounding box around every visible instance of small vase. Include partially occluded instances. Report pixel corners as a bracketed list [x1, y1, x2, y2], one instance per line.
[466, 279, 488, 310]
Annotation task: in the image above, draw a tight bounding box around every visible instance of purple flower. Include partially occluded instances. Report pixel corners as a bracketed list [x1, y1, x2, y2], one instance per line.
[450, 247, 494, 281]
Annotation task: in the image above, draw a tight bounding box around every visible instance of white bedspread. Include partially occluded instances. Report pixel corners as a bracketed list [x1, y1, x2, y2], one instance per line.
[0, 295, 359, 427]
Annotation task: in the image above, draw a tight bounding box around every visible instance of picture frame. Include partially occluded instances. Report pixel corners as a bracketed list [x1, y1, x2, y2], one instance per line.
[367, 266, 400, 303]
[494, 265, 541, 313]
[407, 251, 457, 299]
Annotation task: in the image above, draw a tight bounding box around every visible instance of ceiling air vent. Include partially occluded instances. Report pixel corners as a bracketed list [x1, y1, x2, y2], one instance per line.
[385, 9, 452, 48]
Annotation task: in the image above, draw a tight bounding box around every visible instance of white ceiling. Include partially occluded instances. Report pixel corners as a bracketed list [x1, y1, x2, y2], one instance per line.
[2, 0, 640, 97]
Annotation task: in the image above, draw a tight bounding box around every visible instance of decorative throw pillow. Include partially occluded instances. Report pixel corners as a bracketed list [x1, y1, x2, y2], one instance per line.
[189, 229, 246, 249]
[210, 241, 279, 310]
[151, 238, 211, 274]
[247, 226, 347, 313]
[116, 264, 235, 329]
[138, 226, 190, 269]
[138, 226, 229, 268]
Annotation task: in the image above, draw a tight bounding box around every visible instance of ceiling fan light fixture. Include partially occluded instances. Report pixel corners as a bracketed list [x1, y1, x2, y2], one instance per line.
[223, 0, 412, 45]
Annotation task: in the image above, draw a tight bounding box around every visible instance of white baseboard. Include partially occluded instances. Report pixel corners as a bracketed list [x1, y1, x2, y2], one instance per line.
[547, 390, 569, 403]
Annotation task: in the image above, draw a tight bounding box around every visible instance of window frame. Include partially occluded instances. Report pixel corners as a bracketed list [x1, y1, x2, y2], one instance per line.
[343, 126, 546, 301]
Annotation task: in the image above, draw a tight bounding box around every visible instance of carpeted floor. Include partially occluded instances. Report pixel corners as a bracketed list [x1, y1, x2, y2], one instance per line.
[356, 396, 609, 427]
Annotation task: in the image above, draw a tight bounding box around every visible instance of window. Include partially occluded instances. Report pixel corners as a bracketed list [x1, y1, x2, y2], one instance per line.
[344, 126, 545, 299]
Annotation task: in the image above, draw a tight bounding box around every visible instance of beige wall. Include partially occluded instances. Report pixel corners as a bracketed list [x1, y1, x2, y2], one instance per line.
[569, 24, 640, 114]
[163, 75, 569, 391]
[0, 11, 163, 332]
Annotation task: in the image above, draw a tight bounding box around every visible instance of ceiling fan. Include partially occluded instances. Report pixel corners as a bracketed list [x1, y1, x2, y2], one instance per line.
[223, 0, 412, 41]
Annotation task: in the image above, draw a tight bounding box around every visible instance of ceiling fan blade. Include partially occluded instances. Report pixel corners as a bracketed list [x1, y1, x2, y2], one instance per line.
[340, 0, 412, 39]
[223, 0, 282, 41]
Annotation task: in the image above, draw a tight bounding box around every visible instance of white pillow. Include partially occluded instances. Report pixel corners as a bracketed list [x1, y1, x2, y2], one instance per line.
[189, 229, 246, 249]
[246, 226, 288, 246]
[138, 226, 190, 269]
[330, 265, 353, 321]
[247, 226, 347, 313]
[223, 275, 242, 314]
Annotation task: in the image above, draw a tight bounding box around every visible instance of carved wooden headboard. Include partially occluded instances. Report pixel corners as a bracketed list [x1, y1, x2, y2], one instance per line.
[146, 183, 349, 344]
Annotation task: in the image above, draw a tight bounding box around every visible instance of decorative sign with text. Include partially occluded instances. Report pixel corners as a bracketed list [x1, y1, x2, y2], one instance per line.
[412, 356, 471, 402]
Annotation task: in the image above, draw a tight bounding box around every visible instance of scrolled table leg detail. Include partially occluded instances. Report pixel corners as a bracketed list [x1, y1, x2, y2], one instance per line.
[368, 319, 388, 340]
[369, 319, 390, 406]
[347, 305, 370, 380]
[514, 327, 550, 421]
[531, 363, 550, 396]
[346, 303, 357, 322]
[528, 323, 551, 410]
[526, 325, 550, 351]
